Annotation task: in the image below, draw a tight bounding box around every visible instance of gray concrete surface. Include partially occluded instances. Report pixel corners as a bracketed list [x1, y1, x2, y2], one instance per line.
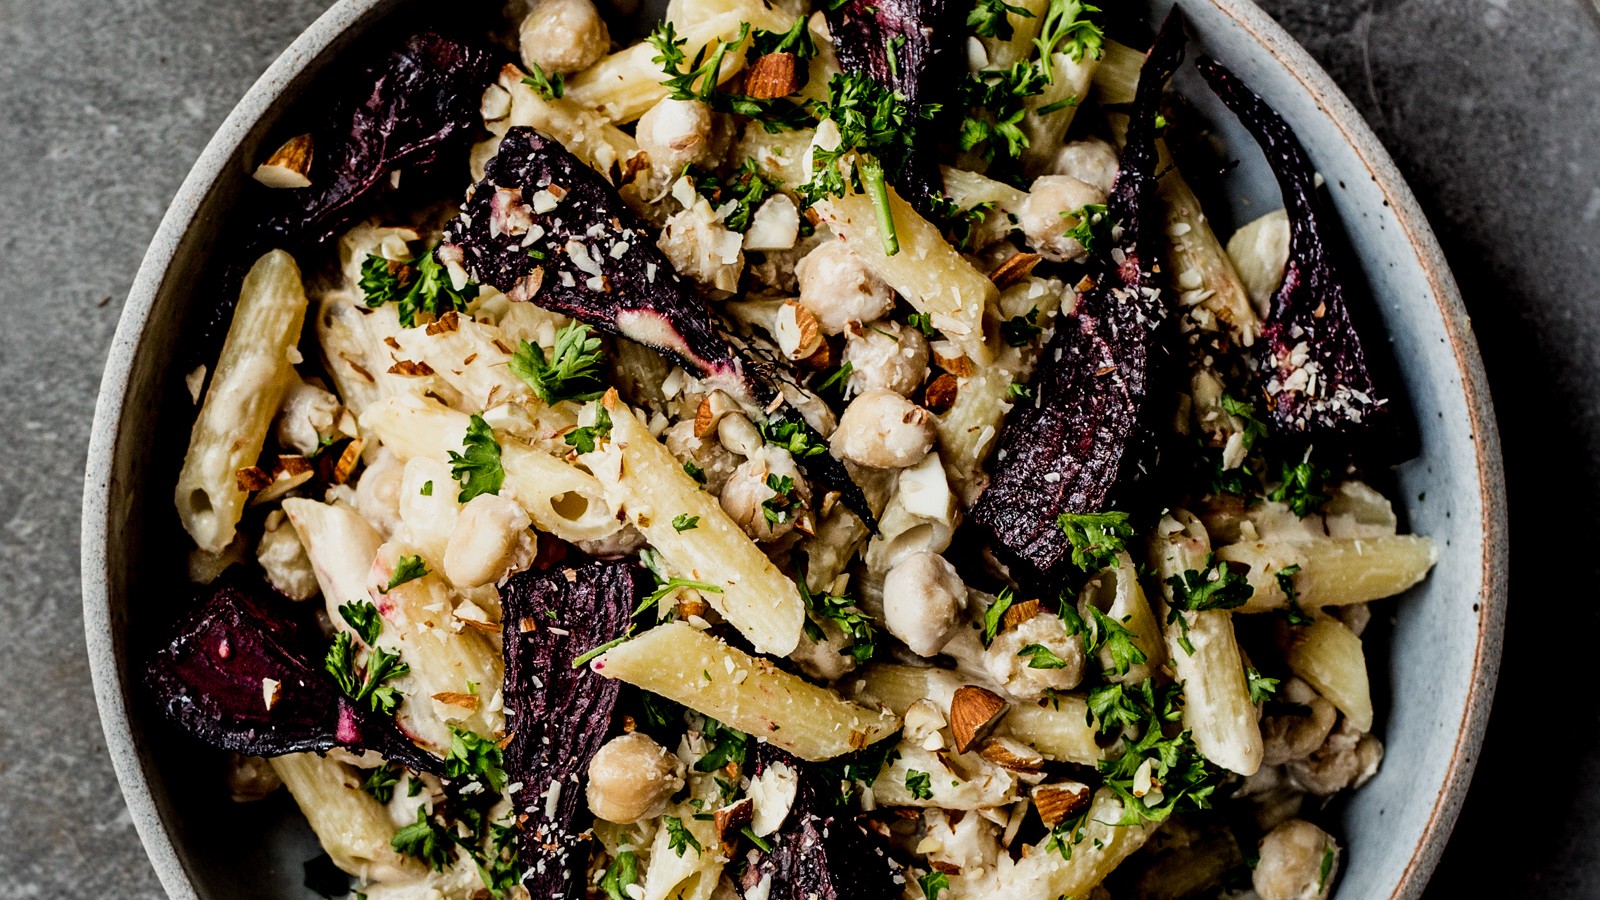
[0, 0, 1593, 895]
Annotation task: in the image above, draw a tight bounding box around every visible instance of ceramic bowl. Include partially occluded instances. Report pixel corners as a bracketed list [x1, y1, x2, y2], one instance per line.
[82, 0, 1507, 896]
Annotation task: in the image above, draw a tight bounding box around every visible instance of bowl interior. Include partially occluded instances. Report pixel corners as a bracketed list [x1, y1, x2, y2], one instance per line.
[84, 0, 1505, 897]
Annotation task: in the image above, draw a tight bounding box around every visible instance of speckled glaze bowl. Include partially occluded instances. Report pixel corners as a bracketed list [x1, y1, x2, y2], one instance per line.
[81, 0, 1507, 896]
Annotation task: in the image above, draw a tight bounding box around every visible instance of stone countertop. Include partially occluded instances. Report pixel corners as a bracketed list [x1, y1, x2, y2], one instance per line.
[0, 0, 1593, 895]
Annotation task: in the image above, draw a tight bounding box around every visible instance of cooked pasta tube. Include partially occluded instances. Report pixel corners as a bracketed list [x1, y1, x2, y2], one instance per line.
[1090, 39, 1143, 106]
[1152, 511, 1263, 776]
[565, 7, 789, 123]
[391, 312, 533, 413]
[734, 126, 817, 189]
[939, 166, 1028, 249]
[174, 250, 308, 553]
[851, 663, 1100, 766]
[358, 393, 620, 544]
[642, 753, 724, 900]
[579, 392, 806, 656]
[366, 543, 505, 752]
[281, 498, 384, 622]
[874, 742, 1020, 809]
[979, 0, 1050, 68]
[1077, 554, 1165, 685]
[1216, 534, 1438, 613]
[270, 753, 421, 883]
[1020, 52, 1099, 177]
[1158, 142, 1261, 346]
[997, 789, 1160, 898]
[814, 183, 998, 366]
[594, 622, 900, 760]
[1287, 613, 1374, 732]
[1226, 208, 1291, 318]
[491, 64, 653, 199]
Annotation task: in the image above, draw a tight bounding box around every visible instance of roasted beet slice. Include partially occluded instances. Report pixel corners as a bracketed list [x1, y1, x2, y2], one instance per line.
[440, 127, 875, 528]
[254, 31, 499, 247]
[1196, 57, 1391, 440]
[736, 747, 905, 900]
[500, 559, 646, 898]
[823, 0, 963, 213]
[968, 13, 1186, 582]
[146, 581, 442, 773]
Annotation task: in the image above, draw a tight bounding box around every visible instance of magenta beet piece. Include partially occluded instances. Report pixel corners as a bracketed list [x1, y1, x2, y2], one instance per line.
[968, 12, 1187, 582]
[440, 128, 875, 529]
[254, 31, 499, 247]
[823, 0, 963, 213]
[146, 582, 442, 773]
[500, 559, 645, 898]
[1196, 57, 1391, 440]
[736, 746, 905, 900]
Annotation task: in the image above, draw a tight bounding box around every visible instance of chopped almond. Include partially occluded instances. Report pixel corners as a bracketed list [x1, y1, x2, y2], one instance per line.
[949, 685, 1009, 753]
[924, 373, 959, 413]
[744, 52, 801, 99]
[978, 736, 1045, 773]
[432, 691, 480, 711]
[1032, 781, 1092, 827]
[989, 252, 1042, 290]
[387, 359, 435, 376]
[714, 797, 754, 853]
[252, 134, 314, 189]
[1001, 599, 1041, 631]
[234, 466, 273, 492]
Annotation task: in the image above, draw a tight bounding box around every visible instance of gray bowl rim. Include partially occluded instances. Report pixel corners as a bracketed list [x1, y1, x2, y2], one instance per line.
[80, 1, 1509, 897]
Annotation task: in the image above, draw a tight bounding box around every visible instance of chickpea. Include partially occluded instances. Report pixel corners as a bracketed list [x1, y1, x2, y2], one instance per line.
[882, 551, 966, 657]
[842, 320, 929, 397]
[225, 753, 282, 803]
[719, 448, 810, 541]
[1261, 679, 1337, 766]
[274, 377, 341, 455]
[637, 98, 720, 175]
[663, 419, 739, 493]
[794, 240, 897, 335]
[354, 447, 405, 540]
[1019, 175, 1107, 263]
[1050, 137, 1120, 195]
[832, 389, 937, 469]
[257, 510, 318, 601]
[586, 733, 685, 824]
[443, 494, 537, 588]
[1253, 819, 1339, 900]
[1287, 720, 1383, 796]
[519, 0, 610, 75]
[984, 614, 1085, 700]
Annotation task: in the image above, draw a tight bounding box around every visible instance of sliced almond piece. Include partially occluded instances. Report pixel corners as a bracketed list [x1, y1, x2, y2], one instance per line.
[978, 736, 1045, 773]
[714, 797, 754, 852]
[1031, 781, 1092, 827]
[989, 252, 1042, 290]
[252, 134, 314, 188]
[744, 52, 801, 99]
[923, 373, 959, 414]
[234, 466, 273, 492]
[695, 390, 740, 437]
[1001, 598, 1041, 631]
[932, 346, 976, 377]
[949, 685, 1009, 753]
[432, 691, 480, 711]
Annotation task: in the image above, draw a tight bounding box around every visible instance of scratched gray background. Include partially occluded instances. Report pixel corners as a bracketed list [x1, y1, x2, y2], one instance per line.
[0, 0, 1595, 895]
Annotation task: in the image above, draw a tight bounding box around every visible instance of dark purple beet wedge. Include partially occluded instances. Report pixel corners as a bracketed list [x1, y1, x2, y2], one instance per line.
[146, 581, 443, 773]
[823, 0, 964, 213]
[967, 12, 1187, 582]
[1196, 57, 1391, 440]
[440, 127, 876, 528]
[736, 746, 905, 900]
[255, 31, 499, 248]
[500, 559, 645, 899]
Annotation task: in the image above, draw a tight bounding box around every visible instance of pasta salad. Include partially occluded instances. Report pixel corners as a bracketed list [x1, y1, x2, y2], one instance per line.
[149, 2, 1437, 899]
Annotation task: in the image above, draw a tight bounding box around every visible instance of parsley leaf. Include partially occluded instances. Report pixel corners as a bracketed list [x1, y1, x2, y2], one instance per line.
[795, 553, 877, 662]
[445, 725, 507, 792]
[750, 15, 817, 58]
[1007, 381, 1032, 400]
[509, 322, 606, 405]
[686, 159, 780, 232]
[1268, 455, 1331, 517]
[694, 718, 751, 773]
[761, 473, 799, 525]
[1246, 667, 1281, 705]
[361, 762, 402, 803]
[1319, 846, 1335, 892]
[927, 193, 997, 252]
[904, 769, 933, 800]
[1062, 202, 1110, 255]
[1000, 306, 1044, 346]
[1085, 605, 1147, 677]
[1219, 392, 1269, 449]
[907, 312, 936, 336]
[600, 850, 640, 900]
[1018, 642, 1070, 669]
[1276, 563, 1314, 626]
[565, 406, 614, 454]
[683, 460, 707, 484]
[968, 0, 1034, 39]
[522, 62, 565, 99]
[1056, 510, 1134, 572]
[324, 624, 410, 716]
[672, 514, 700, 532]
[760, 417, 828, 458]
[919, 871, 950, 900]
[448, 414, 504, 502]
[338, 600, 383, 646]
[386, 555, 430, 592]
[982, 588, 1016, 646]
[359, 247, 478, 328]
[664, 816, 703, 856]
[1034, 0, 1104, 72]
[1165, 556, 1255, 655]
[391, 807, 456, 871]
[955, 61, 1048, 162]
[650, 21, 750, 102]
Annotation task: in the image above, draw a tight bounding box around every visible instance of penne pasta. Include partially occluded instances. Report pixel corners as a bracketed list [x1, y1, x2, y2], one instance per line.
[1077, 553, 1166, 684]
[174, 250, 309, 553]
[594, 622, 901, 760]
[939, 166, 1028, 249]
[1020, 53, 1099, 177]
[1287, 613, 1375, 732]
[1151, 511, 1263, 776]
[997, 789, 1160, 898]
[1217, 534, 1438, 613]
[579, 392, 806, 656]
[1157, 143, 1261, 346]
[270, 753, 421, 883]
